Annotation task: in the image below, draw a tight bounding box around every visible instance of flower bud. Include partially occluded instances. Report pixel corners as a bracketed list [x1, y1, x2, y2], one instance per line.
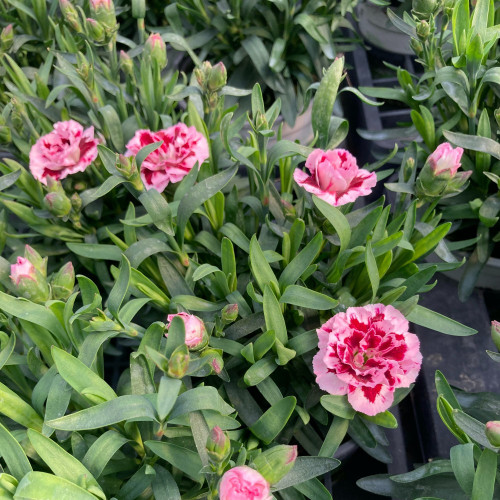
[71, 193, 82, 212]
[119, 50, 134, 76]
[144, 33, 167, 69]
[491, 321, 500, 351]
[416, 143, 472, 201]
[59, 0, 83, 32]
[0, 125, 11, 144]
[416, 20, 430, 40]
[116, 154, 143, 191]
[412, 0, 437, 19]
[131, 0, 146, 18]
[10, 257, 49, 304]
[253, 445, 298, 485]
[207, 62, 227, 91]
[1, 24, 14, 52]
[43, 191, 72, 217]
[51, 262, 75, 300]
[89, 0, 116, 37]
[410, 37, 423, 56]
[24, 244, 47, 277]
[166, 312, 208, 350]
[167, 344, 190, 378]
[221, 303, 238, 323]
[206, 426, 231, 464]
[255, 111, 269, 131]
[194, 61, 212, 88]
[85, 18, 105, 43]
[485, 421, 500, 447]
[200, 348, 224, 374]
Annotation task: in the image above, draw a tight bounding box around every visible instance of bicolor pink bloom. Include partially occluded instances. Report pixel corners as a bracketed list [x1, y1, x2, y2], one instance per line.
[29, 120, 99, 185]
[89, 0, 112, 8]
[125, 123, 209, 193]
[166, 312, 207, 349]
[10, 257, 36, 285]
[294, 148, 376, 206]
[313, 304, 422, 416]
[219, 466, 271, 500]
[428, 142, 463, 176]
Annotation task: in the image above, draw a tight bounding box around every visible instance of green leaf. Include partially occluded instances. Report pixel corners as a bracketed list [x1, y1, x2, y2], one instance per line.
[453, 410, 492, 448]
[139, 189, 174, 236]
[66, 243, 122, 261]
[0, 381, 43, 431]
[0, 423, 32, 480]
[313, 196, 351, 252]
[390, 459, 453, 483]
[144, 442, 203, 482]
[177, 166, 237, 244]
[444, 130, 500, 160]
[47, 395, 158, 430]
[319, 417, 349, 458]
[279, 232, 323, 289]
[363, 411, 398, 429]
[407, 306, 477, 336]
[263, 285, 287, 345]
[14, 471, 98, 500]
[152, 465, 181, 500]
[365, 241, 379, 300]
[249, 396, 296, 444]
[279, 285, 338, 310]
[435, 370, 461, 410]
[157, 376, 182, 421]
[165, 315, 185, 358]
[27, 430, 104, 499]
[273, 457, 340, 491]
[249, 235, 279, 294]
[168, 386, 234, 420]
[82, 430, 130, 479]
[135, 141, 163, 169]
[471, 448, 497, 500]
[80, 176, 126, 208]
[312, 57, 344, 148]
[320, 395, 356, 419]
[107, 255, 131, 320]
[52, 347, 116, 405]
[244, 356, 278, 386]
[450, 443, 475, 497]
[99, 105, 124, 151]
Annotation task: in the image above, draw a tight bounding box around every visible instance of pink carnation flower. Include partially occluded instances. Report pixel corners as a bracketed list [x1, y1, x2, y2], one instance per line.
[166, 312, 207, 349]
[29, 120, 99, 185]
[294, 148, 376, 206]
[10, 257, 36, 285]
[219, 466, 271, 500]
[125, 123, 209, 193]
[313, 304, 422, 416]
[428, 142, 463, 176]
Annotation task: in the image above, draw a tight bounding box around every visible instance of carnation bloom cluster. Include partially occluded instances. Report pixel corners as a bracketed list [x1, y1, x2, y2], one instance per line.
[294, 148, 377, 206]
[313, 304, 422, 416]
[219, 466, 271, 500]
[29, 120, 100, 185]
[29, 120, 208, 193]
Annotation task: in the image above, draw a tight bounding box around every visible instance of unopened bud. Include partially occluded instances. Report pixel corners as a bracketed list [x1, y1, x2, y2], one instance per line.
[43, 191, 72, 217]
[131, 0, 146, 18]
[51, 262, 75, 300]
[86, 18, 105, 43]
[206, 426, 231, 463]
[24, 245, 47, 277]
[59, 0, 83, 32]
[255, 111, 269, 131]
[116, 154, 143, 191]
[253, 445, 298, 484]
[200, 348, 224, 374]
[0, 125, 11, 144]
[76, 52, 91, 81]
[71, 193, 82, 212]
[491, 321, 500, 351]
[221, 303, 238, 323]
[144, 33, 167, 69]
[208, 62, 227, 91]
[410, 38, 423, 56]
[89, 0, 116, 38]
[119, 50, 134, 76]
[416, 20, 430, 39]
[412, 0, 437, 19]
[1, 24, 14, 52]
[167, 344, 189, 378]
[10, 256, 49, 304]
[486, 421, 500, 447]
